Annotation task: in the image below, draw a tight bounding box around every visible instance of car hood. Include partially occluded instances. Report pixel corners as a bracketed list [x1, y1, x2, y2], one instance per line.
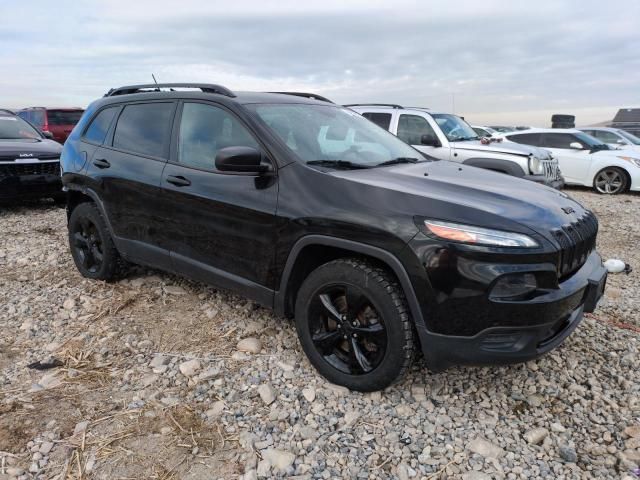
[452, 139, 552, 160]
[0, 139, 62, 159]
[594, 147, 640, 158]
[331, 160, 587, 245]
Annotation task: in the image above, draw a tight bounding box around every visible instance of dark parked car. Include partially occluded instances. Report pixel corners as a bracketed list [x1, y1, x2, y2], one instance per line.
[0, 110, 63, 202]
[61, 83, 607, 391]
[18, 107, 84, 144]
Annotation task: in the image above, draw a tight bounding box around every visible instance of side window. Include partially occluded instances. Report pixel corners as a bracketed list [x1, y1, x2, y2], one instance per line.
[18, 111, 30, 122]
[178, 102, 260, 170]
[506, 133, 542, 146]
[361, 112, 392, 130]
[83, 107, 118, 144]
[31, 110, 45, 127]
[542, 133, 581, 149]
[594, 130, 621, 143]
[397, 114, 438, 145]
[113, 103, 174, 158]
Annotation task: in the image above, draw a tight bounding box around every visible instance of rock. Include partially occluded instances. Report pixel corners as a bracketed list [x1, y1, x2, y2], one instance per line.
[206, 400, 225, 418]
[261, 448, 295, 471]
[179, 359, 201, 376]
[258, 383, 276, 405]
[550, 422, 566, 433]
[237, 337, 262, 354]
[140, 374, 158, 387]
[39, 441, 54, 454]
[242, 469, 258, 480]
[149, 355, 169, 368]
[38, 372, 62, 390]
[524, 427, 549, 445]
[302, 386, 316, 402]
[231, 351, 251, 361]
[256, 459, 271, 477]
[624, 425, 640, 438]
[344, 411, 361, 426]
[198, 366, 221, 381]
[63, 298, 75, 310]
[558, 444, 578, 462]
[277, 361, 294, 372]
[326, 384, 349, 396]
[74, 421, 89, 435]
[5, 467, 25, 477]
[164, 285, 187, 295]
[462, 473, 491, 480]
[467, 437, 504, 458]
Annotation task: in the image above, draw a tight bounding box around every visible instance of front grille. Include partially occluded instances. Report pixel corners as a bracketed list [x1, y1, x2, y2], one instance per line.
[0, 161, 60, 177]
[552, 211, 598, 278]
[542, 159, 562, 181]
[0, 153, 60, 161]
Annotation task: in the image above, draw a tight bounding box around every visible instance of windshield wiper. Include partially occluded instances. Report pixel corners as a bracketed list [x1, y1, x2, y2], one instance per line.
[374, 157, 421, 167]
[306, 160, 370, 169]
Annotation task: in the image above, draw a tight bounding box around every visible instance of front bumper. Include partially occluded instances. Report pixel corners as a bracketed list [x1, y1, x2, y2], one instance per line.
[0, 161, 62, 200]
[417, 251, 607, 371]
[523, 173, 565, 190]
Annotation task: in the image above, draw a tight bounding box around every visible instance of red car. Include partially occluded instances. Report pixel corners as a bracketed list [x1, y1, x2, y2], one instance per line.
[18, 107, 84, 144]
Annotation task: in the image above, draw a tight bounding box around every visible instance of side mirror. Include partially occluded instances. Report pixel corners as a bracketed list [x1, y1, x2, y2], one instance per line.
[616, 139, 626, 144]
[215, 146, 270, 173]
[42, 131, 54, 140]
[569, 142, 584, 150]
[420, 134, 441, 147]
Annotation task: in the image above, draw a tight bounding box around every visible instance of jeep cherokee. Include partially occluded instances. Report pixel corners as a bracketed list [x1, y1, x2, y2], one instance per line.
[61, 83, 607, 391]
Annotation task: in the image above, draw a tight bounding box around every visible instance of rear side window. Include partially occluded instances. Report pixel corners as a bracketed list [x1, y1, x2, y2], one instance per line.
[113, 103, 174, 158]
[506, 133, 543, 146]
[84, 107, 118, 144]
[48, 110, 84, 125]
[361, 112, 392, 130]
[542, 133, 580, 149]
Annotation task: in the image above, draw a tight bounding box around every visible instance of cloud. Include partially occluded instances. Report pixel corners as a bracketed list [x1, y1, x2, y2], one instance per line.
[0, 0, 639, 125]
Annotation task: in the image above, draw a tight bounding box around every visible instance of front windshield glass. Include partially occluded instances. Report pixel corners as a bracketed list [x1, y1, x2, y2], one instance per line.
[247, 104, 426, 167]
[431, 114, 478, 142]
[617, 129, 640, 145]
[0, 115, 42, 140]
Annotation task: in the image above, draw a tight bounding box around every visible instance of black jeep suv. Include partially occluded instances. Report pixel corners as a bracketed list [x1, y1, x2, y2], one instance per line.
[61, 83, 607, 391]
[0, 109, 63, 202]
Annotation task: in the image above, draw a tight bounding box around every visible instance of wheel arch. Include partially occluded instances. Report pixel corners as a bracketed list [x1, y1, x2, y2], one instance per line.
[66, 187, 116, 238]
[274, 235, 427, 328]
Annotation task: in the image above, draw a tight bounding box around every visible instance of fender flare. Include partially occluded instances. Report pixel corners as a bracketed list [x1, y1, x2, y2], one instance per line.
[274, 235, 426, 328]
[67, 186, 117, 239]
[462, 157, 527, 177]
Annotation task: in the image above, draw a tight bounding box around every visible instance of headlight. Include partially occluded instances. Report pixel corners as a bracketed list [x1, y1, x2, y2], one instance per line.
[423, 220, 539, 248]
[529, 157, 544, 175]
[617, 156, 640, 168]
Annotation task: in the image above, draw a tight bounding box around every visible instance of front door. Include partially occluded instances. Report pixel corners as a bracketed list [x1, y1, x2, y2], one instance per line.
[160, 101, 279, 304]
[542, 132, 593, 184]
[396, 113, 448, 160]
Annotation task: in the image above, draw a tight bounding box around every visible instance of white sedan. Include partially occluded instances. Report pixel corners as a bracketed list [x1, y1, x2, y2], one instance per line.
[578, 127, 640, 152]
[496, 128, 640, 194]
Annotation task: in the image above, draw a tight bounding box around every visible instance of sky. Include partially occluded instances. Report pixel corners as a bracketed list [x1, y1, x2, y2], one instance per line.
[1, 0, 639, 126]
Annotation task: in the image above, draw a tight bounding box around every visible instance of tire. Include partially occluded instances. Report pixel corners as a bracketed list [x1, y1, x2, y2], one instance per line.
[593, 167, 628, 195]
[294, 258, 414, 391]
[68, 202, 125, 281]
[551, 114, 575, 123]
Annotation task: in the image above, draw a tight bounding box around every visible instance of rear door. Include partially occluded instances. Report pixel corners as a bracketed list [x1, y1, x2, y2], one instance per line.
[88, 101, 176, 269]
[159, 101, 279, 303]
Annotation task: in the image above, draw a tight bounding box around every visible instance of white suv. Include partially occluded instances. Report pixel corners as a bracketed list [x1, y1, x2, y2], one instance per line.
[498, 128, 640, 194]
[347, 104, 563, 188]
[578, 127, 640, 152]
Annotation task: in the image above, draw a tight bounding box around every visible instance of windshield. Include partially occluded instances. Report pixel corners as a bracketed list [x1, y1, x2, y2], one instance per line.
[0, 115, 42, 140]
[247, 104, 426, 168]
[431, 114, 478, 141]
[617, 129, 640, 145]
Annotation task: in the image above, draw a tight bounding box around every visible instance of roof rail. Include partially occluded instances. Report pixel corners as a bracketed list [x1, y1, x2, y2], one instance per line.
[268, 92, 334, 103]
[0, 108, 15, 115]
[104, 83, 236, 98]
[405, 106, 431, 111]
[343, 103, 404, 109]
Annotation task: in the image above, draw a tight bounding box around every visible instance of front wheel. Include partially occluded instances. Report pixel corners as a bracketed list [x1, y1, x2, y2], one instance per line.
[294, 258, 415, 391]
[593, 167, 628, 194]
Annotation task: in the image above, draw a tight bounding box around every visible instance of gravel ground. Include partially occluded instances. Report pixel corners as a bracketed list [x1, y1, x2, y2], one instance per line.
[0, 188, 639, 480]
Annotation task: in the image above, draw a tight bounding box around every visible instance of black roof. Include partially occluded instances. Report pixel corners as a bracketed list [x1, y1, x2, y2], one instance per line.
[612, 108, 640, 123]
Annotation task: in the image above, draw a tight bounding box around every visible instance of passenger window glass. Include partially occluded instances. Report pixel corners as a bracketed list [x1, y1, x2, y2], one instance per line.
[594, 131, 621, 143]
[361, 112, 392, 130]
[542, 133, 581, 149]
[31, 110, 45, 127]
[506, 133, 542, 146]
[178, 102, 259, 170]
[83, 107, 117, 144]
[113, 103, 173, 158]
[397, 115, 438, 145]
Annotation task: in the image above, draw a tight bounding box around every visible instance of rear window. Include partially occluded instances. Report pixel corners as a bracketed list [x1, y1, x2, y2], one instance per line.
[112, 103, 174, 158]
[361, 112, 392, 130]
[83, 107, 118, 144]
[48, 110, 84, 125]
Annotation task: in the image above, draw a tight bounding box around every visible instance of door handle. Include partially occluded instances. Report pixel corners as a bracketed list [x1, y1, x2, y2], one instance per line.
[166, 175, 191, 187]
[93, 158, 110, 169]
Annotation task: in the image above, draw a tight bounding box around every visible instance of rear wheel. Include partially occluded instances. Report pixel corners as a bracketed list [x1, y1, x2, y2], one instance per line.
[68, 202, 125, 280]
[295, 258, 414, 391]
[593, 167, 628, 194]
